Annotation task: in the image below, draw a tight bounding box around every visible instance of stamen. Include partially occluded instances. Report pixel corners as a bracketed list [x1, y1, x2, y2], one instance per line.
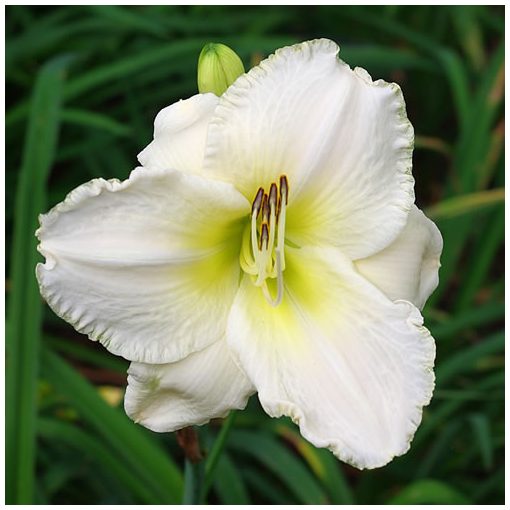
[280, 175, 288, 205]
[261, 193, 269, 224]
[261, 249, 284, 307]
[267, 183, 278, 268]
[244, 175, 289, 307]
[255, 223, 269, 286]
[277, 176, 288, 271]
[269, 183, 277, 208]
[260, 223, 269, 250]
[252, 187, 264, 216]
[250, 207, 259, 267]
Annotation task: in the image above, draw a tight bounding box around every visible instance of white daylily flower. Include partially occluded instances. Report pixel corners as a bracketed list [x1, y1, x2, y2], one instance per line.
[36, 39, 442, 470]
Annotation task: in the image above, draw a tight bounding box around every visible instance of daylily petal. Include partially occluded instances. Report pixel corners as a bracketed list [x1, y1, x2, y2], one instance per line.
[37, 167, 249, 364]
[138, 93, 219, 174]
[227, 245, 435, 469]
[125, 340, 255, 432]
[203, 39, 414, 259]
[355, 205, 443, 309]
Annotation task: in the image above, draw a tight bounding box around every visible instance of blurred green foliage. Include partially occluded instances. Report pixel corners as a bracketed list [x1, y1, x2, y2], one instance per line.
[6, 5, 504, 505]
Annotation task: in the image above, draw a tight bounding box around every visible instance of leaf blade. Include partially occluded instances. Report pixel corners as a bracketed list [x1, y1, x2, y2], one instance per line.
[6, 55, 71, 504]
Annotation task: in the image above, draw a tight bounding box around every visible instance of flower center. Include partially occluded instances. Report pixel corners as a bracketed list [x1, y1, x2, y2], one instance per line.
[240, 175, 288, 307]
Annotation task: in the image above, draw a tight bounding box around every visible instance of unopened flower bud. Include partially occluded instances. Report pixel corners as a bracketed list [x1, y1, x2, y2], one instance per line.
[197, 43, 245, 96]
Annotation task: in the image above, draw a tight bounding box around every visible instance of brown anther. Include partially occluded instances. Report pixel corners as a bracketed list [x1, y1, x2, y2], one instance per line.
[260, 223, 269, 250]
[269, 183, 278, 209]
[261, 193, 269, 223]
[252, 187, 264, 216]
[279, 175, 289, 205]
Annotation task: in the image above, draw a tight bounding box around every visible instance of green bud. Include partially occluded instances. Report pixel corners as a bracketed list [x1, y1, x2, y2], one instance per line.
[197, 42, 245, 96]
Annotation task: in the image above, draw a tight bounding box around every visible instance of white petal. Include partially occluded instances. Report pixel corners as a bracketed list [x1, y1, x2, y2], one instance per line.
[203, 39, 414, 259]
[227, 245, 435, 469]
[355, 205, 443, 309]
[37, 167, 249, 364]
[125, 340, 255, 432]
[138, 93, 219, 174]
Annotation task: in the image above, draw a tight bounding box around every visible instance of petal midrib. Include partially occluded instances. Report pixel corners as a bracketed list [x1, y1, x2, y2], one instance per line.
[39, 242, 233, 267]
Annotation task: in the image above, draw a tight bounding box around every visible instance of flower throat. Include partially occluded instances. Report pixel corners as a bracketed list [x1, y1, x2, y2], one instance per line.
[240, 176, 288, 307]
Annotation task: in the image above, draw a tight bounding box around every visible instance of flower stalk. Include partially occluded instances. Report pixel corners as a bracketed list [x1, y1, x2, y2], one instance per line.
[176, 427, 204, 504]
[178, 412, 238, 504]
[182, 458, 204, 505]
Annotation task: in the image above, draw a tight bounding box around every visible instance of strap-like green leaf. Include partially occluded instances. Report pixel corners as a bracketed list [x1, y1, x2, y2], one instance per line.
[6, 55, 72, 504]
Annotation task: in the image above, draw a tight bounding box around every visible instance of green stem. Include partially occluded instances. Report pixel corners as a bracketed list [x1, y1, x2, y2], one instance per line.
[200, 411, 237, 502]
[182, 459, 205, 505]
[180, 412, 238, 504]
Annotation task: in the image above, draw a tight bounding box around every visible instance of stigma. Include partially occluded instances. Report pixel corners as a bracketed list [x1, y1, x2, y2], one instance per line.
[240, 176, 288, 307]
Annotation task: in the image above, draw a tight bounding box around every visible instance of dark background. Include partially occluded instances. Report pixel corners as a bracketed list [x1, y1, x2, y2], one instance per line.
[6, 5, 504, 504]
